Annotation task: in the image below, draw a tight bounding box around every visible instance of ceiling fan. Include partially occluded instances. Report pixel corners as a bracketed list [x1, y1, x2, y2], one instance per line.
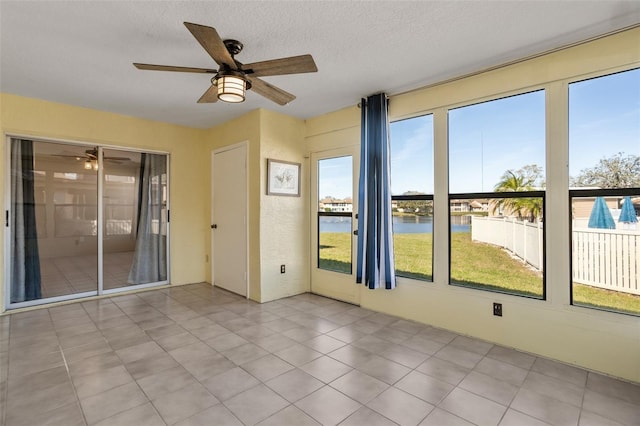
[53, 148, 130, 162]
[133, 22, 318, 105]
[53, 148, 131, 170]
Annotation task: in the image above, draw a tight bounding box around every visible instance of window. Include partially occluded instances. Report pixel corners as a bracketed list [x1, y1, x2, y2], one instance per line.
[389, 114, 434, 281]
[448, 90, 545, 298]
[569, 68, 640, 316]
[317, 156, 353, 274]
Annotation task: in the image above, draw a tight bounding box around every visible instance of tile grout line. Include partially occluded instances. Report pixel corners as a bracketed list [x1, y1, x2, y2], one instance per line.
[123, 287, 264, 425]
[327, 328, 449, 425]
[6, 286, 639, 426]
[48, 307, 89, 426]
[178, 285, 327, 425]
[102, 293, 170, 425]
[576, 370, 589, 426]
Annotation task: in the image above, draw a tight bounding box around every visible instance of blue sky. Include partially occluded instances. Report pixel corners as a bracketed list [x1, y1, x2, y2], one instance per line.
[448, 90, 546, 193]
[569, 68, 640, 180]
[390, 115, 434, 195]
[319, 67, 639, 199]
[318, 156, 352, 200]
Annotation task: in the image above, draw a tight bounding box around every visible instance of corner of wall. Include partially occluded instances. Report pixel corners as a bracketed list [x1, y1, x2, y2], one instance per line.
[258, 109, 310, 302]
[205, 110, 263, 300]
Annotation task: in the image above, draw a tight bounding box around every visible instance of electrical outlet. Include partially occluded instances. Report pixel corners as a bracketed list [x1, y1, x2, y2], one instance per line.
[280, 265, 285, 274]
[493, 302, 502, 317]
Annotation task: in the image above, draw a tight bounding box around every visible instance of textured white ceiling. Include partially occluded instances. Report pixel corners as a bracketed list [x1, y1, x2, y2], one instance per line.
[1, 1, 639, 129]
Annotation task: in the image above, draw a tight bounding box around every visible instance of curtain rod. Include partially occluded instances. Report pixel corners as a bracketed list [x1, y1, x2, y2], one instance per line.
[358, 93, 390, 108]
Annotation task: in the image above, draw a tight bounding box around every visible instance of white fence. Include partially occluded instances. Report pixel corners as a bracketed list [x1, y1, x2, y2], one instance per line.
[573, 228, 639, 296]
[471, 216, 640, 296]
[471, 217, 543, 270]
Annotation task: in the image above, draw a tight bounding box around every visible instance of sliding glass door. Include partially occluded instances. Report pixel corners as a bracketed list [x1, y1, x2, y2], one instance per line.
[102, 149, 168, 291]
[6, 138, 169, 309]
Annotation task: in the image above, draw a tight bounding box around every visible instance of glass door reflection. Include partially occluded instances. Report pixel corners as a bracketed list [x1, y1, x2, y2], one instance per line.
[317, 156, 353, 274]
[102, 149, 168, 290]
[9, 139, 98, 304]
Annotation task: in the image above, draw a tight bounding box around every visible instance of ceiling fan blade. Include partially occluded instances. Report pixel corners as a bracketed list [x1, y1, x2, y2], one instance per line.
[184, 22, 237, 70]
[104, 157, 131, 161]
[197, 85, 219, 103]
[242, 54, 317, 77]
[51, 154, 83, 159]
[248, 77, 296, 105]
[133, 63, 217, 74]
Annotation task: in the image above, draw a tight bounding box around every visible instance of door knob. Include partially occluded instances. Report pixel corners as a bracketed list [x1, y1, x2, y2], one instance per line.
[211, 224, 217, 229]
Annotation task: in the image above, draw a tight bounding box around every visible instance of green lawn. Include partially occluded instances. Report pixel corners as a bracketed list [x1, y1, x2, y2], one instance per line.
[450, 232, 543, 298]
[318, 233, 352, 274]
[573, 283, 640, 316]
[318, 232, 434, 279]
[394, 234, 433, 280]
[318, 231, 640, 315]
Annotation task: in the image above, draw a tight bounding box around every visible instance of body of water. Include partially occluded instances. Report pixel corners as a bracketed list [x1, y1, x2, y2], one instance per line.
[319, 214, 470, 233]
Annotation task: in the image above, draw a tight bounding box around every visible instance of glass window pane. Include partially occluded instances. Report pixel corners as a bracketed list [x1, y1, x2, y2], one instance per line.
[103, 149, 139, 290]
[390, 115, 434, 195]
[448, 91, 545, 298]
[10, 140, 98, 303]
[571, 194, 640, 315]
[105, 151, 168, 288]
[393, 200, 433, 281]
[390, 115, 434, 281]
[449, 91, 545, 194]
[450, 198, 544, 297]
[318, 156, 352, 274]
[569, 69, 640, 189]
[570, 68, 640, 315]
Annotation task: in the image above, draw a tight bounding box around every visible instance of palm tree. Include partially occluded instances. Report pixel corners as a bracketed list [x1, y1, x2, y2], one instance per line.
[492, 170, 543, 222]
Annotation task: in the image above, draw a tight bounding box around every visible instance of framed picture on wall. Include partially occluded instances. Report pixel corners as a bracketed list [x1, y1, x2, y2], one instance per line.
[267, 159, 301, 196]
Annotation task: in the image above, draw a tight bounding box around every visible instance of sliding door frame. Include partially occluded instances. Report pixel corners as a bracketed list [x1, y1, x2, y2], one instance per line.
[3, 133, 171, 310]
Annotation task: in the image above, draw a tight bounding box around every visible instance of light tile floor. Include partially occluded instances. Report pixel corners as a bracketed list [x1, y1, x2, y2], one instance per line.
[39, 252, 136, 298]
[1, 283, 639, 426]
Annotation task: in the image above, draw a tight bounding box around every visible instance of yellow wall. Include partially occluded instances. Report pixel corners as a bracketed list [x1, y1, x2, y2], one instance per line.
[305, 28, 640, 383]
[0, 94, 210, 311]
[0, 96, 310, 310]
[258, 109, 309, 302]
[206, 110, 262, 300]
[205, 109, 309, 302]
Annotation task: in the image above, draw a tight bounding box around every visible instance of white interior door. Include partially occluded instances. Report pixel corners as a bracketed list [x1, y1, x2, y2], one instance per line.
[212, 143, 248, 297]
[311, 146, 360, 304]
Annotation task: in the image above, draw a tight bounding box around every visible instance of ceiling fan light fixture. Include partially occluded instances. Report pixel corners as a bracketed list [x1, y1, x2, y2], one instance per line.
[215, 72, 246, 103]
[134, 23, 314, 105]
[84, 158, 98, 171]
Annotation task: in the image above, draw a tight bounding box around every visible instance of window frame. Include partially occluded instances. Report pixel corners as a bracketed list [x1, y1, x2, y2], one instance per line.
[389, 113, 435, 282]
[569, 188, 640, 315]
[569, 188, 640, 318]
[566, 67, 640, 316]
[447, 190, 547, 299]
[391, 193, 434, 282]
[446, 89, 547, 299]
